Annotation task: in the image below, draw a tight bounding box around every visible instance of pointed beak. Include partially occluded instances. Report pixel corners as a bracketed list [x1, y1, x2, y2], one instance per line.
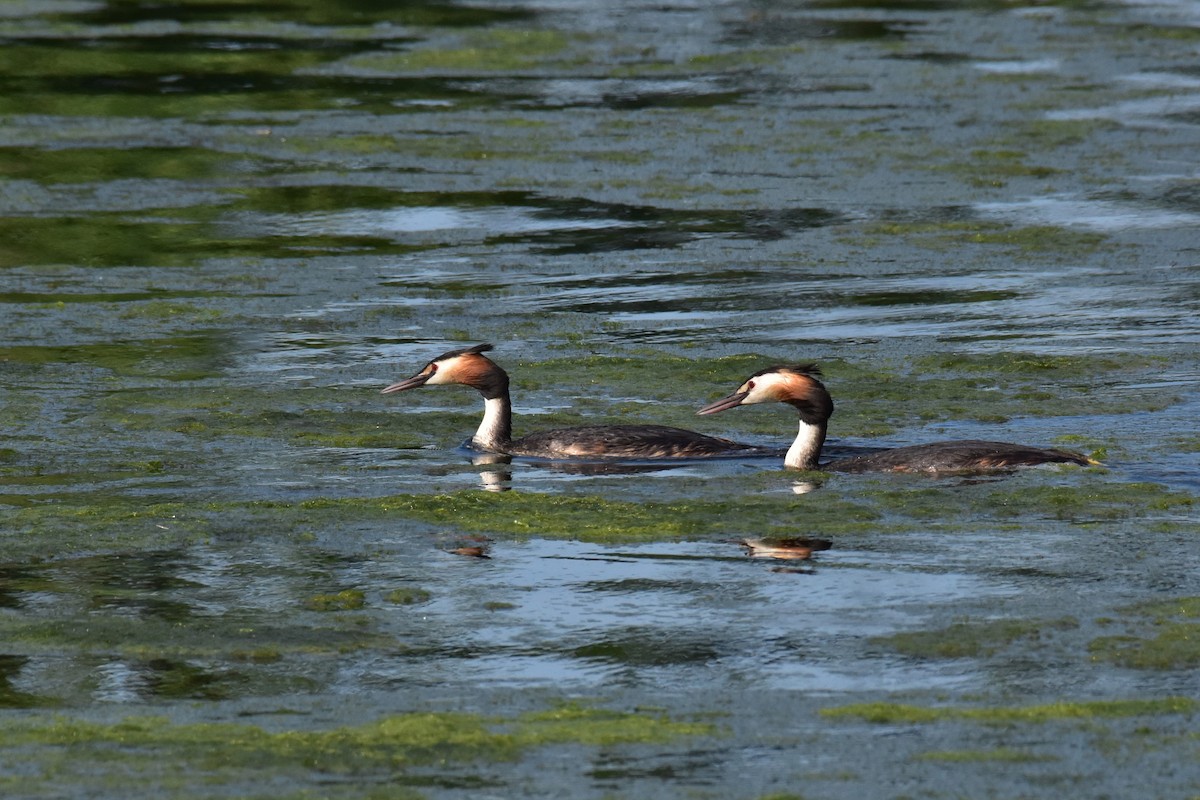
[696, 390, 748, 416]
[381, 372, 431, 394]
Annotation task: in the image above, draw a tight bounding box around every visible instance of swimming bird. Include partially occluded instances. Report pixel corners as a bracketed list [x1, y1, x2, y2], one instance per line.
[382, 343, 768, 460]
[696, 364, 1095, 473]
[738, 536, 832, 560]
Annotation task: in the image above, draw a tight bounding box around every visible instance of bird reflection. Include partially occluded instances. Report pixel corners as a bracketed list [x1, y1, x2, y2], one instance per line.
[448, 544, 491, 559]
[529, 459, 692, 476]
[471, 452, 513, 492]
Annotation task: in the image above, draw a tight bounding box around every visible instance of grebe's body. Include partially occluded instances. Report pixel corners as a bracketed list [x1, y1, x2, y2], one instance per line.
[739, 536, 832, 561]
[812, 439, 1092, 473]
[697, 364, 1094, 473]
[383, 343, 766, 460]
[498, 423, 762, 460]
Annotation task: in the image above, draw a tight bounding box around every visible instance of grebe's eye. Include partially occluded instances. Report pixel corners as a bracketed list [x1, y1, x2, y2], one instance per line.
[428, 363, 439, 374]
[746, 380, 755, 391]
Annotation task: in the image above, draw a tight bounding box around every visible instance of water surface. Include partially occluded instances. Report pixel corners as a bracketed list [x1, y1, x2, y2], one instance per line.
[2, 0, 1199, 797]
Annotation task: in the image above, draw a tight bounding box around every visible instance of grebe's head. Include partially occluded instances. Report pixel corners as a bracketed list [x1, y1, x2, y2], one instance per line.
[382, 343, 508, 399]
[697, 364, 832, 424]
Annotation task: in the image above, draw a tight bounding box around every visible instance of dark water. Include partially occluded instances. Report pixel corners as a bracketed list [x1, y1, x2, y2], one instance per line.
[2, 0, 1200, 797]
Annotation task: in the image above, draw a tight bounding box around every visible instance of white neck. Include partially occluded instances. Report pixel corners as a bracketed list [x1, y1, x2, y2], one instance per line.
[472, 396, 512, 452]
[784, 419, 827, 470]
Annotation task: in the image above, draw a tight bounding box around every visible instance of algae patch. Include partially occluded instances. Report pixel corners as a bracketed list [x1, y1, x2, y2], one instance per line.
[875, 617, 1078, 660]
[3, 485, 875, 556]
[336, 29, 583, 75]
[0, 704, 713, 796]
[915, 747, 1056, 763]
[1089, 597, 1200, 669]
[304, 589, 367, 611]
[303, 489, 881, 542]
[0, 335, 231, 381]
[7, 474, 1193, 562]
[858, 479, 1194, 526]
[820, 697, 1196, 725]
[387, 587, 433, 605]
[856, 219, 1106, 257]
[97, 386, 430, 450]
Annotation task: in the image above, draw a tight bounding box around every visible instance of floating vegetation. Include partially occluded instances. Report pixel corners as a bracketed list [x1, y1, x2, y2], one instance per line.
[4, 472, 1195, 560]
[0, 703, 712, 795]
[875, 617, 1079, 659]
[304, 589, 367, 612]
[386, 587, 433, 605]
[1089, 597, 1200, 669]
[820, 697, 1197, 725]
[915, 748, 1058, 763]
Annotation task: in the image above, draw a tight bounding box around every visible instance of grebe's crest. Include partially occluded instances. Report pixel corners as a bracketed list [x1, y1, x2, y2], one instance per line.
[431, 342, 494, 361]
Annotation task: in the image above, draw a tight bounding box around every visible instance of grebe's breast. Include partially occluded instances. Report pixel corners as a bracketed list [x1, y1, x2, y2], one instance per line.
[508, 424, 767, 460]
[826, 439, 1092, 474]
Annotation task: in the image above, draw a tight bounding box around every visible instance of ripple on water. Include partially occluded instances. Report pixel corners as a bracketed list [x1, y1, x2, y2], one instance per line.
[1047, 86, 1200, 129]
[972, 58, 1060, 75]
[348, 539, 1013, 694]
[977, 195, 1200, 232]
[226, 205, 631, 244]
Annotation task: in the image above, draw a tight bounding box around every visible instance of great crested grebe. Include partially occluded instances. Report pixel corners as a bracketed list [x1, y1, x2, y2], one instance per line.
[382, 343, 768, 460]
[738, 536, 832, 561]
[696, 364, 1095, 473]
